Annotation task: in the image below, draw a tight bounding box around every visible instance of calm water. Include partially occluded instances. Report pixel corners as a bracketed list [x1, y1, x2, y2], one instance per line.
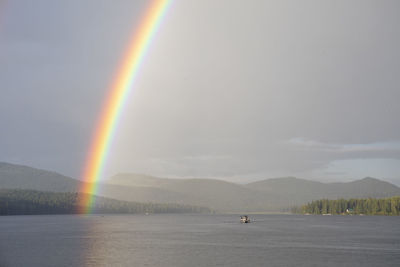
[0, 214, 399, 267]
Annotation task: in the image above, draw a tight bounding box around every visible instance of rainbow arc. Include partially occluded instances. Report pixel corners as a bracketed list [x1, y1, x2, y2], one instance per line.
[79, 0, 170, 213]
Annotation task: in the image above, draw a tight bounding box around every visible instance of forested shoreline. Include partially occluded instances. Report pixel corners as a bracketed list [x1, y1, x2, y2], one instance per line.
[292, 196, 400, 215]
[0, 189, 211, 215]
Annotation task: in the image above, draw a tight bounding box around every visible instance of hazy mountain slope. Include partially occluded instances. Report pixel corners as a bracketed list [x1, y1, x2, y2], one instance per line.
[0, 163, 196, 207]
[0, 162, 80, 192]
[2, 162, 400, 212]
[246, 177, 400, 206]
[158, 179, 269, 211]
[109, 174, 252, 201]
[106, 173, 175, 187]
[106, 174, 268, 211]
[0, 163, 215, 209]
[246, 177, 337, 205]
[99, 183, 198, 206]
[107, 173, 400, 211]
[327, 177, 400, 199]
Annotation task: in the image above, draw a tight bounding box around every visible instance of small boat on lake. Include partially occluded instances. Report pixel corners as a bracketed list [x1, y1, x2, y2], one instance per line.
[240, 215, 251, 223]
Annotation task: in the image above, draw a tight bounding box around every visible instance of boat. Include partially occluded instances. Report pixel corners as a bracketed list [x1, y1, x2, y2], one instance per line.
[240, 215, 250, 223]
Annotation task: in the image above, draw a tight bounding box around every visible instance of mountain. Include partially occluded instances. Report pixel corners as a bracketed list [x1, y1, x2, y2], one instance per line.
[0, 162, 80, 192]
[245, 177, 400, 208]
[0, 162, 193, 206]
[104, 173, 400, 212]
[104, 174, 268, 211]
[1, 162, 400, 212]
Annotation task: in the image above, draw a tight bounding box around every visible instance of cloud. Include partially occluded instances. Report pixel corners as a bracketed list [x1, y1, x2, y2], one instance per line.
[287, 138, 400, 154]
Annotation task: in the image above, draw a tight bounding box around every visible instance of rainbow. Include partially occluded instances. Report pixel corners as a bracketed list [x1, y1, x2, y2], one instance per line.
[79, 0, 171, 213]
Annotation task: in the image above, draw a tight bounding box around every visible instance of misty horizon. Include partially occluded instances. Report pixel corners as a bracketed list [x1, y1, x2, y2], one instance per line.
[1, 160, 399, 187]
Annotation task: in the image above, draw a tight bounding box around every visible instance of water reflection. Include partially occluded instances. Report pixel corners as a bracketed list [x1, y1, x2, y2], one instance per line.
[81, 216, 108, 266]
[82, 215, 143, 266]
[1, 214, 399, 267]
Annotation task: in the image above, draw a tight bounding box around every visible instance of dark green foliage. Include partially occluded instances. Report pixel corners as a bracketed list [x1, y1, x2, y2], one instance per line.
[0, 189, 211, 215]
[292, 196, 400, 215]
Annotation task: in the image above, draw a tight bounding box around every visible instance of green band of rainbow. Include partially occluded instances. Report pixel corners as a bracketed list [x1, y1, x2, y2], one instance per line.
[79, 0, 171, 213]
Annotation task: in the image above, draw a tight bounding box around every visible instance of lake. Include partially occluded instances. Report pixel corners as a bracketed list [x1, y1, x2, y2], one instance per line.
[0, 214, 399, 266]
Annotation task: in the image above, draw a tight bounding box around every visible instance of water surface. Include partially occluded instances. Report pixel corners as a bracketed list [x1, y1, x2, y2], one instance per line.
[0, 214, 399, 266]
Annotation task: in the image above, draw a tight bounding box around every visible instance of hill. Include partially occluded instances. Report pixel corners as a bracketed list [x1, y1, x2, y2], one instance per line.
[0, 162, 80, 192]
[245, 177, 400, 208]
[104, 173, 400, 212]
[1, 162, 400, 212]
[104, 174, 268, 211]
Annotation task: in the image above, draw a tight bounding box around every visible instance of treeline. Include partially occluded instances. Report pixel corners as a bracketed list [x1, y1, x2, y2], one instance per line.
[292, 196, 400, 215]
[0, 189, 211, 215]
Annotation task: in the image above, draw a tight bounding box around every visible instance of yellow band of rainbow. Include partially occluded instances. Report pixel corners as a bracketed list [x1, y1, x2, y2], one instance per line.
[79, 0, 171, 213]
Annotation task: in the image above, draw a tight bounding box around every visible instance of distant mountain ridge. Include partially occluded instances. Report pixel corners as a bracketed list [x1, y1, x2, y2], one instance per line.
[0, 162, 80, 192]
[245, 176, 400, 208]
[1, 162, 400, 212]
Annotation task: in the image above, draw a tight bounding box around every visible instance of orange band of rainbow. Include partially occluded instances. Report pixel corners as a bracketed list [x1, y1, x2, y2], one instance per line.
[79, 0, 171, 213]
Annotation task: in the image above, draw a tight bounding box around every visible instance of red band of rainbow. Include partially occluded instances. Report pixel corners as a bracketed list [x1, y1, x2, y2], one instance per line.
[79, 0, 171, 213]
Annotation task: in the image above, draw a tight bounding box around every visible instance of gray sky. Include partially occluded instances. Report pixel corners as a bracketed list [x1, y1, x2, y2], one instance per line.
[1, 0, 400, 185]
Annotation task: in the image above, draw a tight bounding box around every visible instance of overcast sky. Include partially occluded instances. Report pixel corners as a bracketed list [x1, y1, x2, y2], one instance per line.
[1, 0, 400, 185]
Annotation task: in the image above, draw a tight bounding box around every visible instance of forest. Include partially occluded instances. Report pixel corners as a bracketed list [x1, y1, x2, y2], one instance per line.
[0, 189, 211, 215]
[293, 196, 400, 215]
